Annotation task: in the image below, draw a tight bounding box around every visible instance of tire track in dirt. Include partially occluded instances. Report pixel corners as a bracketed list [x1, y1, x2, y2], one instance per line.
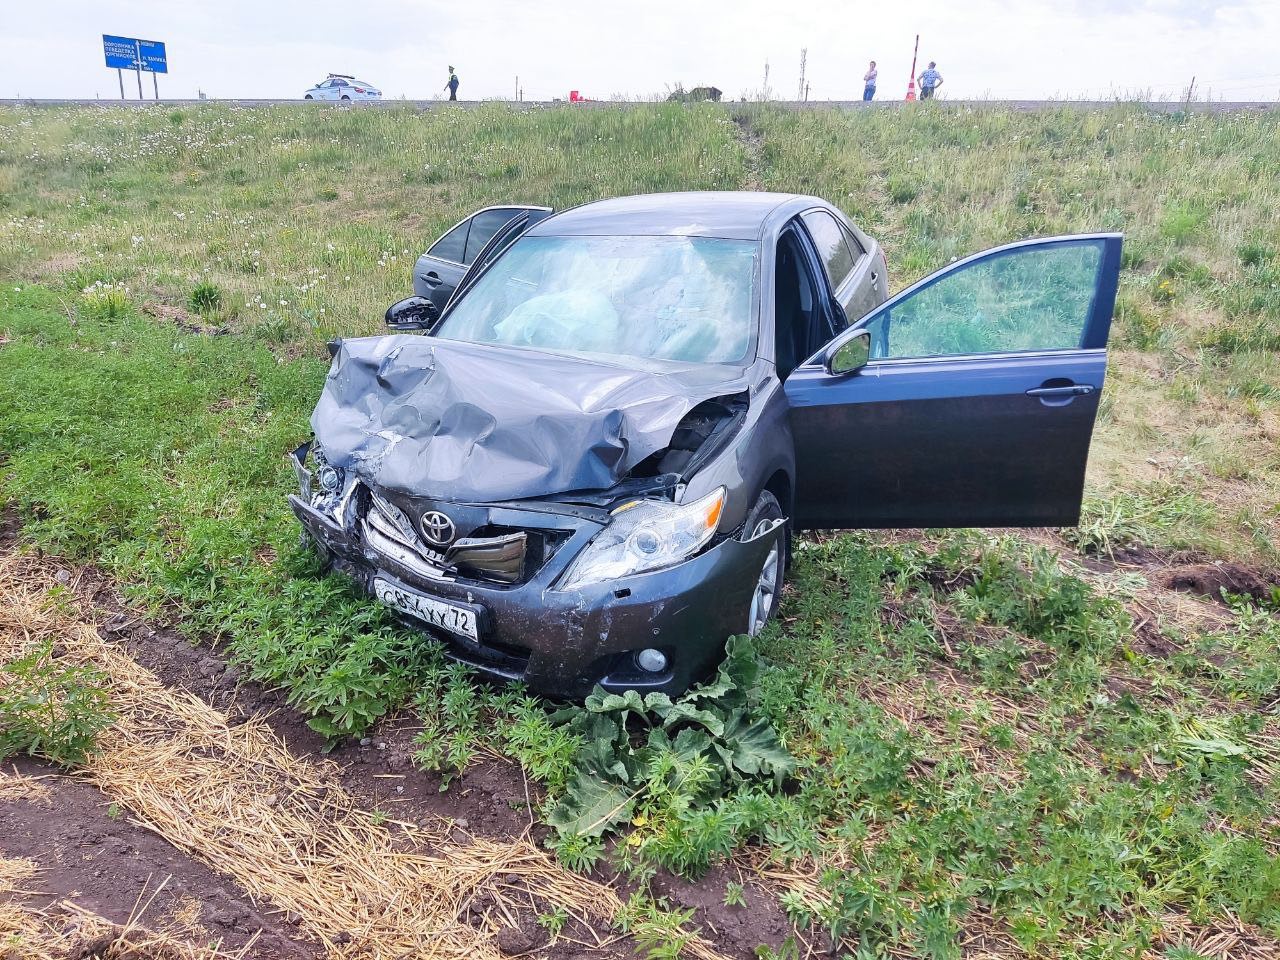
[729, 109, 766, 191]
[0, 548, 734, 960]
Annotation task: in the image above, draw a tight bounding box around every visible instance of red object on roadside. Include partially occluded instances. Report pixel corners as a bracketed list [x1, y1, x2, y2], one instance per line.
[570, 90, 580, 102]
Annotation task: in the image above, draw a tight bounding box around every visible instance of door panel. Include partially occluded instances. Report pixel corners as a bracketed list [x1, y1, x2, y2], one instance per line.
[787, 351, 1105, 527]
[414, 207, 548, 312]
[785, 234, 1122, 530]
[414, 256, 467, 313]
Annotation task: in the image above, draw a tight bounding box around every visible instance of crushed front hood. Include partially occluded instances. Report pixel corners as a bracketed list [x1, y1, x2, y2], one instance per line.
[311, 335, 749, 502]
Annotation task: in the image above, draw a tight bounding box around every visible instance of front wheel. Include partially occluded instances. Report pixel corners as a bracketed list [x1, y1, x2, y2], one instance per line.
[741, 490, 785, 635]
[304, 94, 314, 100]
[340, 95, 351, 101]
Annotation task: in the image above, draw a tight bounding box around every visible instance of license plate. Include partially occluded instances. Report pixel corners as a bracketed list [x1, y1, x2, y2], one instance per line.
[374, 578, 480, 642]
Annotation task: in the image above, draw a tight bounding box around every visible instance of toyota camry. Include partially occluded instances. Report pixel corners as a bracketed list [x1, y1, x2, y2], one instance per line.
[290, 192, 1121, 697]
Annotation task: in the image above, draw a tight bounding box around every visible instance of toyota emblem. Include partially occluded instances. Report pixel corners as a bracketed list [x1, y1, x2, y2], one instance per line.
[420, 511, 456, 548]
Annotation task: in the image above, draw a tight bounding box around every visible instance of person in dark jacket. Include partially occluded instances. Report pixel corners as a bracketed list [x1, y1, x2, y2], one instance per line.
[445, 67, 460, 101]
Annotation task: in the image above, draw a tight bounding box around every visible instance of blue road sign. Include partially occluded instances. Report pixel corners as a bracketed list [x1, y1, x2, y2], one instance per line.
[102, 35, 168, 74]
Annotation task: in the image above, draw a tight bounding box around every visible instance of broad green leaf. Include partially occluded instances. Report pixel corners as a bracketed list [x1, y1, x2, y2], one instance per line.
[546, 769, 637, 838]
[1176, 735, 1249, 758]
[654, 699, 726, 738]
[718, 709, 796, 785]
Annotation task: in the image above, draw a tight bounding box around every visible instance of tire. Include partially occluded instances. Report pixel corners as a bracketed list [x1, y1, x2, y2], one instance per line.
[740, 490, 786, 635]
[340, 95, 351, 101]
[304, 94, 314, 100]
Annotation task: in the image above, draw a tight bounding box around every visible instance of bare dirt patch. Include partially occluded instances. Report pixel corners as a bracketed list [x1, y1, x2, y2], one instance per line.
[141, 301, 228, 336]
[1161, 561, 1280, 606]
[0, 760, 311, 957]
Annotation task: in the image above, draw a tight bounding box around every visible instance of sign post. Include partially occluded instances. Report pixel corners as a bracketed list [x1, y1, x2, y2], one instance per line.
[103, 35, 168, 101]
[905, 34, 920, 102]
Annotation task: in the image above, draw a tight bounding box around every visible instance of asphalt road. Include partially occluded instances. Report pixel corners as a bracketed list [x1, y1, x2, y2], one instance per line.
[1, 98, 1275, 113]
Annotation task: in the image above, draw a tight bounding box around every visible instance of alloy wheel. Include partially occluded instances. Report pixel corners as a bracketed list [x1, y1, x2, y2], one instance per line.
[746, 517, 780, 635]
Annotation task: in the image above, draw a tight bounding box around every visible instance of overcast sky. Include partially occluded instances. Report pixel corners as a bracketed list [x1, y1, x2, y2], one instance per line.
[3, 0, 1279, 102]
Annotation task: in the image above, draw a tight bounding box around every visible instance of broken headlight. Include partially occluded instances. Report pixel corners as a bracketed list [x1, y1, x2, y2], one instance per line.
[558, 487, 725, 590]
[312, 443, 343, 495]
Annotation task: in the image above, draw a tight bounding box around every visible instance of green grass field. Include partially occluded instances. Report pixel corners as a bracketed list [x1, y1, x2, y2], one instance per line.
[1, 103, 1278, 959]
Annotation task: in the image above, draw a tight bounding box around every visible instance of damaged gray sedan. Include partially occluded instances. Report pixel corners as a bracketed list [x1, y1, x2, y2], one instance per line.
[291, 192, 1122, 697]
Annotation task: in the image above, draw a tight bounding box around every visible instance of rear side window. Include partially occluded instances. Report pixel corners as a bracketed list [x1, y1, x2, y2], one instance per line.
[841, 222, 867, 258]
[463, 209, 522, 265]
[428, 219, 470, 263]
[800, 210, 856, 290]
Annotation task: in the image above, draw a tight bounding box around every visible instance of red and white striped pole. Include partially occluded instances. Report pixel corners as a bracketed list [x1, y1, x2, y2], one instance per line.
[905, 34, 920, 101]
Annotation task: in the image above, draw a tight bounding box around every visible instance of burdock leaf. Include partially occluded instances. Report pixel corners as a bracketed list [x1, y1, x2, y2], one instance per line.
[584, 688, 657, 729]
[578, 735, 633, 782]
[655, 700, 726, 738]
[720, 709, 796, 786]
[546, 769, 638, 838]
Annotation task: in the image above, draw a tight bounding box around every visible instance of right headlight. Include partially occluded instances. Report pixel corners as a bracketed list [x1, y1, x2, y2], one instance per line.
[558, 487, 725, 590]
[311, 442, 344, 496]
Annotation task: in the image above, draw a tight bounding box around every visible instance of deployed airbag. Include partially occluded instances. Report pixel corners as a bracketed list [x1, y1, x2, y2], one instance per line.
[312, 336, 749, 501]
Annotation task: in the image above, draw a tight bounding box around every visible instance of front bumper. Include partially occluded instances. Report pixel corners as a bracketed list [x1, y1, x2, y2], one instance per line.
[288, 490, 779, 699]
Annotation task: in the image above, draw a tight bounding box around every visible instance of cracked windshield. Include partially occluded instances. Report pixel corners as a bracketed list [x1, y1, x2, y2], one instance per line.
[434, 235, 757, 363]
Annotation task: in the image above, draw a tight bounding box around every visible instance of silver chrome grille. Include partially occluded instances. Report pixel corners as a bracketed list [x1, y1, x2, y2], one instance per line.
[361, 492, 527, 585]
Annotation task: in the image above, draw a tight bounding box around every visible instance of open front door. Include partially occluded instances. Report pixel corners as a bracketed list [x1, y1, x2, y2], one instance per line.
[784, 234, 1123, 529]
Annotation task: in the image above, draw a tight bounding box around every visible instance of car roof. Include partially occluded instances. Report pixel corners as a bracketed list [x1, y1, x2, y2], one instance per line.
[525, 191, 821, 241]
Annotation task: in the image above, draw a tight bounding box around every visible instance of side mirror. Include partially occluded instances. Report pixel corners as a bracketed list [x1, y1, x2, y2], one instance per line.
[384, 296, 439, 332]
[825, 329, 871, 376]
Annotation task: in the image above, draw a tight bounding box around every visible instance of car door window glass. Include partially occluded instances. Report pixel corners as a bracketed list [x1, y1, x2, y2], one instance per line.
[463, 209, 521, 265]
[863, 241, 1104, 360]
[800, 211, 856, 290]
[774, 229, 828, 379]
[841, 223, 867, 259]
[428, 219, 470, 263]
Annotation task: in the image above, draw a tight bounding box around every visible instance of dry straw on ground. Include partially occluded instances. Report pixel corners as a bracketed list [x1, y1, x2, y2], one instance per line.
[2, 856, 241, 960]
[0, 768, 52, 804]
[0, 549, 729, 960]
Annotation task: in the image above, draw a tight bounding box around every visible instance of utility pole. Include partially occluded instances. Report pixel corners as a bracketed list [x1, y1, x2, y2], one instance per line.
[797, 48, 807, 101]
[515, 75, 519, 101]
[761, 59, 771, 101]
[1184, 75, 1197, 105]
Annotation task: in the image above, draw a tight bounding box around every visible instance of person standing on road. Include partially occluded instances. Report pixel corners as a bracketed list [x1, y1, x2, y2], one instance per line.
[917, 61, 943, 99]
[863, 61, 878, 101]
[445, 66, 460, 101]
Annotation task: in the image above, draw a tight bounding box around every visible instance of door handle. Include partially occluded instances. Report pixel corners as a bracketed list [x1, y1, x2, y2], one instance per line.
[422, 271, 442, 287]
[1026, 384, 1094, 397]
